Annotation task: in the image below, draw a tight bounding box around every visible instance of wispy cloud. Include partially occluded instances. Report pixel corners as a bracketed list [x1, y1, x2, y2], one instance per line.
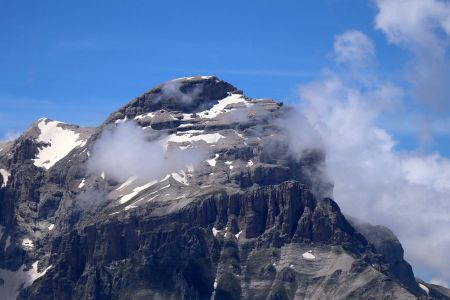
[0, 129, 22, 142]
[374, 0, 450, 110]
[87, 121, 207, 182]
[294, 29, 450, 286]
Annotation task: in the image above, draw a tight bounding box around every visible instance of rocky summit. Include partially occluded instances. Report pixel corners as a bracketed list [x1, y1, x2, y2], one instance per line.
[0, 76, 448, 299]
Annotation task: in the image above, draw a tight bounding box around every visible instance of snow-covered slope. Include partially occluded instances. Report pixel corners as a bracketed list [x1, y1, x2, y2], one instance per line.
[33, 118, 87, 169]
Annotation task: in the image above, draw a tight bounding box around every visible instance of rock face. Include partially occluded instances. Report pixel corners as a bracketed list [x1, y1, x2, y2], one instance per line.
[0, 76, 448, 299]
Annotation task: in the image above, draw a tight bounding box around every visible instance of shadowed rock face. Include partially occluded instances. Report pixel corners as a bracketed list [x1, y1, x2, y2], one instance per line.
[0, 76, 447, 299]
[347, 216, 422, 295]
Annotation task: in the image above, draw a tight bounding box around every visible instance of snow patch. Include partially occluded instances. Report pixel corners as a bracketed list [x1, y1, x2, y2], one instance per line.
[33, 120, 85, 169]
[119, 180, 157, 204]
[48, 224, 55, 231]
[78, 178, 85, 189]
[166, 131, 224, 148]
[234, 130, 245, 139]
[212, 227, 220, 237]
[0, 168, 10, 187]
[235, 230, 243, 239]
[172, 76, 213, 82]
[0, 261, 52, 300]
[207, 154, 219, 167]
[419, 283, 429, 295]
[302, 250, 316, 261]
[135, 112, 155, 120]
[247, 160, 254, 167]
[197, 94, 251, 119]
[116, 176, 137, 191]
[171, 171, 188, 185]
[161, 174, 171, 182]
[115, 116, 128, 124]
[21, 238, 34, 249]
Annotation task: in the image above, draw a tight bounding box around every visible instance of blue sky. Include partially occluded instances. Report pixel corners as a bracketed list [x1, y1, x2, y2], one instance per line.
[2, 0, 450, 286]
[1, 0, 406, 138]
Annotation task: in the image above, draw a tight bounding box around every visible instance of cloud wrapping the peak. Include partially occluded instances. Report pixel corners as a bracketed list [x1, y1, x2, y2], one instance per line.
[296, 30, 450, 286]
[158, 80, 203, 104]
[87, 121, 206, 182]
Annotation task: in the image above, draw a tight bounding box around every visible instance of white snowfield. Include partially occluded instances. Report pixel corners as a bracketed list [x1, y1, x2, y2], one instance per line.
[114, 116, 128, 124]
[115, 170, 189, 204]
[197, 94, 252, 119]
[131, 94, 251, 132]
[225, 161, 233, 170]
[172, 76, 213, 82]
[134, 112, 155, 120]
[123, 184, 171, 212]
[302, 250, 316, 261]
[0, 261, 51, 300]
[171, 171, 188, 185]
[419, 283, 429, 295]
[116, 176, 137, 191]
[165, 131, 224, 148]
[33, 119, 86, 169]
[119, 180, 157, 204]
[0, 168, 10, 187]
[212, 227, 220, 237]
[207, 154, 219, 167]
[21, 238, 34, 249]
[78, 178, 86, 189]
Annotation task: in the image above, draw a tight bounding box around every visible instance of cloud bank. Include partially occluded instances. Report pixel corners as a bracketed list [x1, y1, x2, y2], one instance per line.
[294, 29, 450, 286]
[375, 0, 450, 109]
[87, 121, 206, 182]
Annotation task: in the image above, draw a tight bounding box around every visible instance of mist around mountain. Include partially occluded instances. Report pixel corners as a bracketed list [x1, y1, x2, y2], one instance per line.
[0, 76, 449, 299]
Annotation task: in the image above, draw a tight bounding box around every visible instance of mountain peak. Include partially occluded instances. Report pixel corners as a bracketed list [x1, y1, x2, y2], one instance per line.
[1, 77, 445, 300]
[106, 76, 240, 124]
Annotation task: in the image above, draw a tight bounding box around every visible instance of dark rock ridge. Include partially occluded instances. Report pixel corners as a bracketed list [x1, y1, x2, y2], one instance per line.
[0, 76, 448, 299]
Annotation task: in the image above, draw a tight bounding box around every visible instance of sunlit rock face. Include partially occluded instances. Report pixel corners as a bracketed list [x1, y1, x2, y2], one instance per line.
[0, 76, 444, 299]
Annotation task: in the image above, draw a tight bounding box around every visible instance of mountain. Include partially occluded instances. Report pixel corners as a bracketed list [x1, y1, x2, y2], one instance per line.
[0, 76, 448, 299]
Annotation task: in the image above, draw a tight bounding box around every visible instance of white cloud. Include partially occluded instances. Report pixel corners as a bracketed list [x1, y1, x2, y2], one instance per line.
[374, 0, 450, 108]
[334, 30, 375, 69]
[430, 277, 449, 288]
[0, 129, 21, 142]
[295, 30, 450, 287]
[374, 0, 450, 45]
[87, 121, 206, 182]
